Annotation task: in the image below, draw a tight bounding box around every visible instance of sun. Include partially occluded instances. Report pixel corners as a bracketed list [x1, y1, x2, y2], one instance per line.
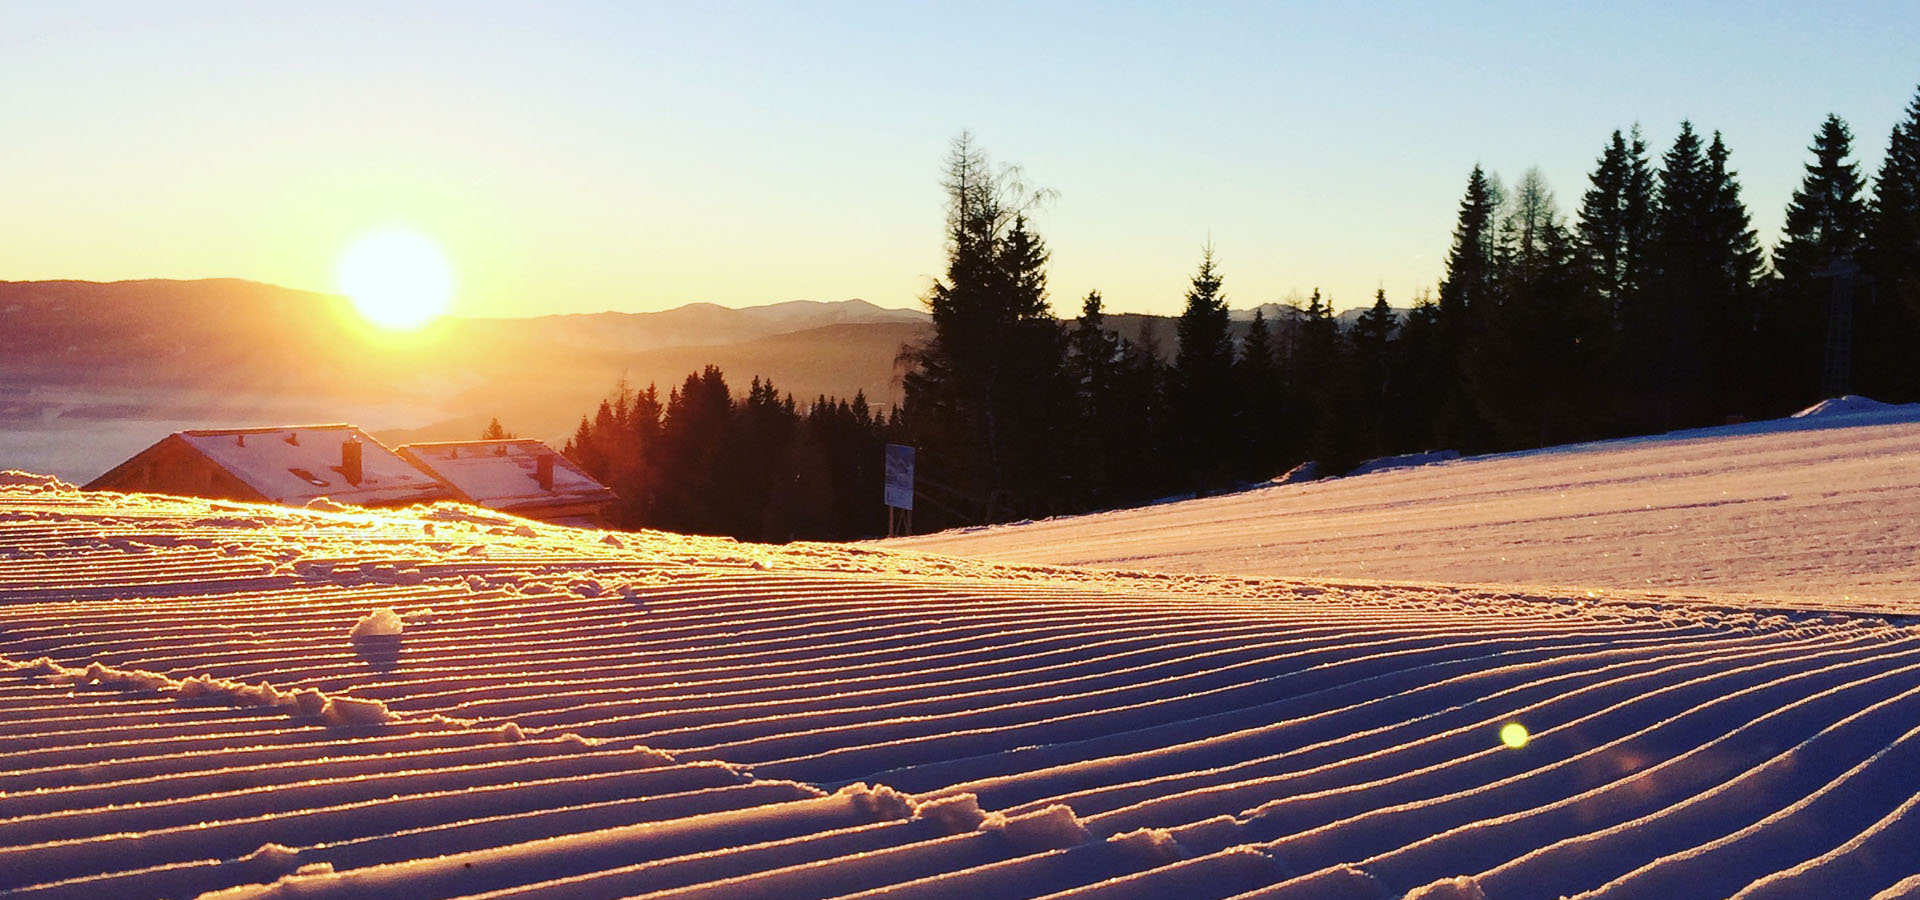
[337, 229, 454, 330]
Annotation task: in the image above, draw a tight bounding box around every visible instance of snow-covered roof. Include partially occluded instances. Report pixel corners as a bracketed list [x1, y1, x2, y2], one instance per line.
[177, 425, 451, 507]
[397, 439, 613, 514]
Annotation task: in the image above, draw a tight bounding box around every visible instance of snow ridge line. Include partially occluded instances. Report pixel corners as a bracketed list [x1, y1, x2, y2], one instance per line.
[1, 654, 398, 727]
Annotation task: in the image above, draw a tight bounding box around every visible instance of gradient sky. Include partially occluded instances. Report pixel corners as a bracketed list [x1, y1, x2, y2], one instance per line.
[4, 1, 1916, 317]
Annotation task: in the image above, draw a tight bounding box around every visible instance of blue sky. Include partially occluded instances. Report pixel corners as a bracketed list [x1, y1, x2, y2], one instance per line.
[2, 1, 1915, 316]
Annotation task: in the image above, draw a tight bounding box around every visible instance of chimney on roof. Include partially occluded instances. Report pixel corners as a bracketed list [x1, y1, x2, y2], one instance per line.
[237, 434, 245, 447]
[536, 453, 555, 492]
[342, 438, 364, 486]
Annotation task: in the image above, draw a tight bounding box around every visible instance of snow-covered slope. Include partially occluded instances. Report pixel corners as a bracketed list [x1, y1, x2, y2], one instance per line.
[4, 476, 1920, 898]
[891, 402, 1920, 614]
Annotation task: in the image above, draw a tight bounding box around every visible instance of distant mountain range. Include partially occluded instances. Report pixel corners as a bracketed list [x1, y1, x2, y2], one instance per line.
[0, 278, 1403, 481]
[0, 279, 930, 480]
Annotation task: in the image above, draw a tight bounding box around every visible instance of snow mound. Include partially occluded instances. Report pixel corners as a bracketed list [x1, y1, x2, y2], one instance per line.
[348, 607, 404, 639]
[983, 804, 1092, 852]
[1793, 394, 1898, 418]
[320, 694, 397, 726]
[1345, 449, 1460, 477]
[913, 792, 990, 833]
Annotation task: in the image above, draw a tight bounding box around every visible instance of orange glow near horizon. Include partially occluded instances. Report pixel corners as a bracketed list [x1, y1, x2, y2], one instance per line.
[337, 230, 455, 330]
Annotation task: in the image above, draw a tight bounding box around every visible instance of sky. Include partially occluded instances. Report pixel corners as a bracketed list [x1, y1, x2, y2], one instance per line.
[2, 1, 1916, 318]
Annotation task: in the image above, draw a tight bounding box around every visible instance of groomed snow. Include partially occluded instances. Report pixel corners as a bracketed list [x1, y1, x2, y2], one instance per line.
[889, 401, 1920, 614]
[4, 458, 1919, 898]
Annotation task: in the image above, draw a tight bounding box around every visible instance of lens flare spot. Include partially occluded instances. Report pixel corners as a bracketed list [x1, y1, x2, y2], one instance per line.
[1500, 722, 1530, 749]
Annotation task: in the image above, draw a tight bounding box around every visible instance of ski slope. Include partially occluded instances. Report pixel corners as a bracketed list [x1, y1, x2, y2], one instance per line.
[4, 472, 1920, 899]
[891, 400, 1920, 615]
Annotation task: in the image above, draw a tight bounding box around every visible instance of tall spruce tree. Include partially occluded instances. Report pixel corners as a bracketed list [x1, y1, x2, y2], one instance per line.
[1350, 288, 1398, 456]
[1775, 115, 1869, 283]
[1169, 246, 1237, 489]
[1236, 308, 1282, 477]
[1701, 131, 1769, 415]
[1578, 127, 1655, 338]
[902, 134, 1066, 524]
[1435, 165, 1501, 447]
[1622, 126, 1657, 318]
[1865, 86, 1920, 399]
[1067, 290, 1124, 507]
[1632, 121, 1716, 429]
[1578, 130, 1632, 312]
[1771, 115, 1869, 405]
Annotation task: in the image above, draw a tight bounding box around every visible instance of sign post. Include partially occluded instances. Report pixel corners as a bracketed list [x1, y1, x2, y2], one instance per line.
[884, 444, 914, 537]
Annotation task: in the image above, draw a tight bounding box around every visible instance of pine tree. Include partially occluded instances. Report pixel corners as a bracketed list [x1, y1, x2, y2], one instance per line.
[1385, 290, 1444, 452]
[1350, 288, 1398, 456]
[1775, 115, 1869, 284]
[1865, 86, 1920, 399]
[480, 416, 515, 440]
[1169, 246, 1237, 489]
[1578, 130, 1631, 313]
[1701, 131, 1768, 415]
[1236, 307, 1282, 477]
[1435, 166, 1501, 447]
[902, 134, 1066, 524]
[1625, 121, 1716, 430]
[1622, 126, 1657, 317]
[1770, 115, 1870, 406]
[1067, 290, 1124, 507]
[1438, 166, 1500, 329]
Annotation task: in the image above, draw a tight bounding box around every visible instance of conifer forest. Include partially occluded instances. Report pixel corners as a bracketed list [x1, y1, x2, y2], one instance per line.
[563, 86, 1920, 541]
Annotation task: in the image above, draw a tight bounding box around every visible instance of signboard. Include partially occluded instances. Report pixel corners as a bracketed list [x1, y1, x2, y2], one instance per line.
[884, 444, 915, 511]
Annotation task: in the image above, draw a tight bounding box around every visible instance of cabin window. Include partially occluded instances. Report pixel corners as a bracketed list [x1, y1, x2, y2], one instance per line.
[288, 468, 329, 487]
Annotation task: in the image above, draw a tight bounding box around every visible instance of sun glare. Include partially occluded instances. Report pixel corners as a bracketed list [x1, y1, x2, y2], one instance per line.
[338, 230, 454, 330]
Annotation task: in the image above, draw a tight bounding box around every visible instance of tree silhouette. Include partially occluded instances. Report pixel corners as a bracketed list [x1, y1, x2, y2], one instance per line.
[902, 134, 1067, 525]
[1168, 245, 1237, 488]
[1864, 86, 1920, 399]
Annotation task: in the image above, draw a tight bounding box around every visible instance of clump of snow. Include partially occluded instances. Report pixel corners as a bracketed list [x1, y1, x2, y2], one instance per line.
[496, 722, 525, 742]
[912, 793, 989, 833]
[82, 661, 170, 692]
[1793, 395, 1895, 418]
[837, 783, 915, 822]
[1108, 826, 1187, 864]
[177, 674, 292, 708]
[349, 607, 405, 639]
[600, 533, 624, 548]
[232, 843, 304, 880]
[303, 497, 348, 512]
[320, 694, 396, 726]
[290, 688, 328, 717]
[983, 804, 1091, 852]
[1404, 875, 1488, 900]
[0, 470, 74, 491]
